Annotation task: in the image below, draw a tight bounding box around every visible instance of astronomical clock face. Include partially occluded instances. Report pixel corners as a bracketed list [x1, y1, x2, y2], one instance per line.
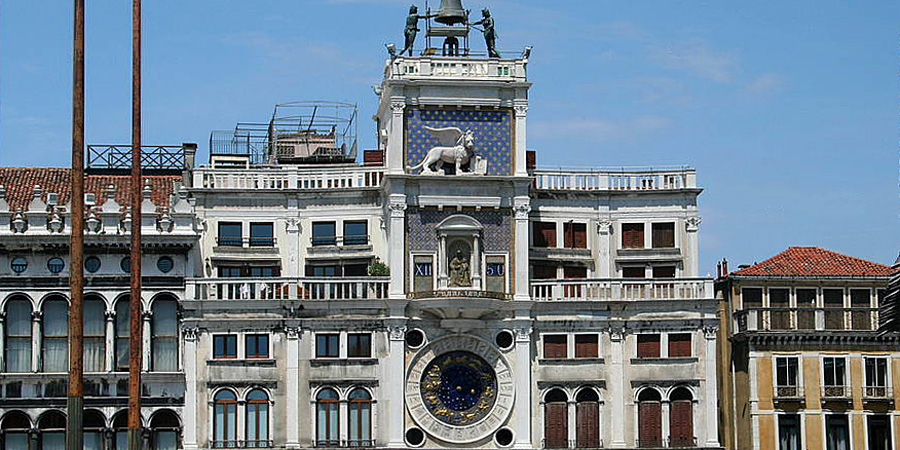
[406, 336, 515, 444]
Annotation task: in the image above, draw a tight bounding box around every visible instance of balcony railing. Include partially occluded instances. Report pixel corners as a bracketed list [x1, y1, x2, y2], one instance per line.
[216, 237, 277, 247]
[668, 437, 698, 448]
[821, 385, 851, 401]
[863, 385, 893, 401]
[314, 440, 375, 448]
[187, 277, 390, 301]
[774, 385, 804, 400]
[386, 55, 527, 81]
[734, 308, 879, 332]
[194, 166, 385, 191]
[210, 440, 274, 448]
[532, 167, 696, 192]
[542, 438, 576, 449]
[530, 278, 713, 302]
[311, 235, 370, 246]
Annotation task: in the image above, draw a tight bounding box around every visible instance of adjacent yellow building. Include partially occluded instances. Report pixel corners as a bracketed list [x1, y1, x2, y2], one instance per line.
[716, 247, 896, 450]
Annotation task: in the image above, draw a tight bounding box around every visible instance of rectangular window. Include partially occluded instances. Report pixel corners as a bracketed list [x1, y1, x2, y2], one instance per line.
[868, 415, 891, 450]
[637, 334, 660, 358]
[343, 221, 369, 246]
[413, 255, 435, 292]
[824, 289, 844, 330]
[742, 288, 763, 309]
[769, 288, 791, 330]
[651, 222, 675, 248]
[622, 266, 645, 279]
[851, 289, 872, 330]
[775, 357, 800, 398]
[543, 334, 568, 359]
[348, 333, 372, 358]
[563, 222, 587, 249]
[312, 222, 337, 246]
[316, 333, 340, 358]
[621, 223, 645, 249]
[796, 288, 816, 330]
[668, 333, 691, 358]
[249, 266, 279, 277]
[249, 223, 274, 247]
[213, 335, 237, 359]
[823, 357, 847, 398]
[532, 264, 557, 280]
[486, 255, 506, 293]
[532, 221, 557, 248]
[245, 334, 269, 359]
[218, 222, 242, 247]
[652, 266, 676, 278]
[218, 266, 242, 278]
[865, 357, 888, 397]
[825, 415, 849, 450]
[778, 414, 801, 450]
[574, 334, 598, 358]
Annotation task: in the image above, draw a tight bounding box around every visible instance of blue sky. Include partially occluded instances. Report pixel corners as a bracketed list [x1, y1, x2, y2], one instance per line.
[0, 1, 897, 273]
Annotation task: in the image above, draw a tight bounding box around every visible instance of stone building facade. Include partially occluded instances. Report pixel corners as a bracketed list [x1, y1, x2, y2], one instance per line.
[716, 247, 896, 450]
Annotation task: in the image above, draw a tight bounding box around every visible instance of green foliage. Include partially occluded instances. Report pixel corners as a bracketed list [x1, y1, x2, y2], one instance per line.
[368, 259, 390, 277]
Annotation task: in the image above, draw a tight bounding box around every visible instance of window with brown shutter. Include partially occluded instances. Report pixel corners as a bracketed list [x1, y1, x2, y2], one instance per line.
[638, 398, 662, 448]
[575, 389, 600, 448]
[532, 222, 557, 248]
[651, 222, 675, 248]
[623, 266, 646, 278]
[544, 401, 568, 448]
[652, 266, 676, 278]
[575, 334, 598, 358]
[637, 334, 660, 358]
[543, 334, 568, 358]
[622, 223, 645, 249]
[741, 288, 763, 309]
[669, 388, 694, 447]
[533, 264, 558, 280]
[668, 333, 691, 358]
[564, 222, 587, 249]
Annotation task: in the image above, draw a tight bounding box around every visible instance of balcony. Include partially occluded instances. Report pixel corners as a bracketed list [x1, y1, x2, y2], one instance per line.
[530, 278, 713, 302]
[193, 166, 385, 191]
[532, 167, 696, 192]
[187, 277, 390, 301]
[386, 55, 527, 82]
[216, 237, 277, 248]
[314, 440, 375, 448]
[668, 437, 698, 448]
[733, 308, 878, 333]
[311, 235, 370, 247]
[773, 385, 805, 402]
[863, 386, 893, 402]
[821, 385, 852, 401]
[210, 441, 274, 449]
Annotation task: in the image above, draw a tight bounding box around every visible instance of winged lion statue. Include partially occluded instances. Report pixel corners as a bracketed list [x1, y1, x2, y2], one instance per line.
[407, 126, 476, 175]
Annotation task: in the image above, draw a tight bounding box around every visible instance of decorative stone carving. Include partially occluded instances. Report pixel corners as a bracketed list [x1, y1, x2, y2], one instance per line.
[12, 213, 27, 233]
[514, 327, 532, 342]
[121, 212, 132, 233]
[686, 216, 702, 232]
[448, 249, 472, 287]
[407, 127, 477, 175]
[182, 327, 200, 341]
[609, 327, 625, 342]
[389, 201, 407, 218]
[157, 212, 174, 233]
[86, 211, 101, 233]
[391, 101, 406, 113]
[514, 202, 531, 220]
[31, 311, 43, 321]
[703, 326, 718, 340]
[105, 311, 117, 321]
[514, 104, 528, 116]
[597, 219, 612, 235]
[47, 212, 63, 233]
[285, 218, 301, 233]
[285, 327, 301, 339]
[388, 325, 407, 341]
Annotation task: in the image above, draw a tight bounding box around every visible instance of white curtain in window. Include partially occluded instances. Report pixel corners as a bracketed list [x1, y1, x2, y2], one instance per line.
[350, 401, 371, 442]
[84, 299, 106, 372]
[115, 301, 130, 370]
[152, 300, 178, 372]
[153, 431, 177, 450]
[116, 431, 128, 450]
[42, 299, 69, 372]
[826, 417, 849, 450]
[5, 433, 28, 449]
[42, 432, 66, 450]
[5, 299, 32, 372]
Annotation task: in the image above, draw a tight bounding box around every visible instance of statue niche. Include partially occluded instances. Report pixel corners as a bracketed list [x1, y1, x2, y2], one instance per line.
[448, 243, 472, 287]
[436, 214, 484, 290]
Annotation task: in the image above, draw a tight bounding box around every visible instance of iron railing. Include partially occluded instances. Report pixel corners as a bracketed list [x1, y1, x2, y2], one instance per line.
[87, 144, 186, 171]
[774, 385, 804, 400]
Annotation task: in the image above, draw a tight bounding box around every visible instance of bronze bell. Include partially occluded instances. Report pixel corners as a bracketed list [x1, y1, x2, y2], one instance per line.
[434, 0, 467, 25]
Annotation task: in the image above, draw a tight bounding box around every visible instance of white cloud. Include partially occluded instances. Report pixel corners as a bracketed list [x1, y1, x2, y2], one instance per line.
[651, 39, 739, 83]
[744, 73, 786, 95]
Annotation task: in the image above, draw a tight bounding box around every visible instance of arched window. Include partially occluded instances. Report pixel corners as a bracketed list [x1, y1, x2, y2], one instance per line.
[348, 388, 372, 446]
[84, 296, 106, 372]
[669, 388, 694, 447]
[83, 410, 106, 450]
[213, 390, 237, 448]
[637, 389, 662, 448]
[1, 411, 31, 450]
[4, 298, 32, 373]
[112, 410, 128, 450]
[38, 410, 66, 450]
[151, 297, 178, 372]
[42, 297, 68, 372]
[114, 298, 130, 371]
[150, 409, 180, 450]
[575, 388, 600, 448]
[246, 389, 270, 448]
[316, 388, 340, 447]
[544, 389, 568, 449]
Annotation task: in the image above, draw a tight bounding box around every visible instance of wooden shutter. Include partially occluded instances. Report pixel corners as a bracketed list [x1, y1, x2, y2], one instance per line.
[669, 401, 693, 447]
[533, 222, 557, 248]
[622, 223, 644, 249]
[576, 402, 599, 448]
[544, 335, 568, 358]
[638, 402, 661, 448]
[545, 403, 568, 448]
[575, 334, 598, 358]
[564, 223, 587, 249]
[637, 334, 660, 358]
[651, 223, 675, 248]
[668, 334, 691, 358]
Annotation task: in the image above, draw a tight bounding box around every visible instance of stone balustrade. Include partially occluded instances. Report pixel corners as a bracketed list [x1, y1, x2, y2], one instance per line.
[530, 278, 713, 302]
[733, 307, 880, 332]
[193, 166, 385, 191]
[532, 167, 697, 192]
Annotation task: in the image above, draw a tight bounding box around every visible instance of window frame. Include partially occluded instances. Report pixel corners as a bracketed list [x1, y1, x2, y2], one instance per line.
[621, 223, 645, 249]
[249, 222, 275, 247]
[563, 222, 587, 249]
[667, 333, 692, 358]
[864, 356, 889, 389]
[542, 334, 568, 359]
[343, 220, 369, 246]
[213, 390, 238, 448]
[217, 222, 243, 247]
[574, 333, 599, 359]
[312, 221, 338, 246]
[532, 221, 557, 248]
[316, 333, 340, 358]
[636, 334, 661, 359]
[347, 333, 372, 358]
[213, 334, 238, 360]
[245, 333, 270, 359]
[650, 222, 676, 249]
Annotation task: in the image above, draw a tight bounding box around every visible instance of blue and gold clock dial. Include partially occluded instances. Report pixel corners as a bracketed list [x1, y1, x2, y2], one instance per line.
[420, 351, 498, 426]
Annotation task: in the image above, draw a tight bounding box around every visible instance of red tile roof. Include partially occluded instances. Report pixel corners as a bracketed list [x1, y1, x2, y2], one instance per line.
[732, 246, 893, 278]
[0, 167, 180, 211]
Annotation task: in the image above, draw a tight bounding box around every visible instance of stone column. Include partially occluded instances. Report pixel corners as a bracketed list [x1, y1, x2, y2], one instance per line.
[387, 100, 406, 175]
[513, 103, 529, 176]
[339, 400, 349, 443]
[567, 399, 576, 448]
[596, 219, 612, 278]
[661, 400, 670, 447]
[142, 310, 152, 372]
[388, 196, 407, 299]
[513, 325, 533, 449]
[286, 218, 302, 278]
[0, 312, 6, 371]
[513, 198, 531, 300]
[386, 324, 407, 447]
[286, 326, 301, 448]
[105, 311, 116, 372]
[685, 217, 701, 277]
[703, 327, 720, 447]
[31, 311, 42, 372]
[183, 327, 199, 450]
[472, 235, 482, 290]
[608, 327, 626, 448]
[438, 234, 448, 288]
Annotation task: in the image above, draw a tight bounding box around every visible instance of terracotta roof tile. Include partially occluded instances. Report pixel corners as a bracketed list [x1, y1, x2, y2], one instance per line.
[0, 167, 180, 211]
[732, 246, 892, 278]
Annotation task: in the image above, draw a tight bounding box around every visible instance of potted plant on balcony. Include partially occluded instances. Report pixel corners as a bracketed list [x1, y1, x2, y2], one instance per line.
[367, 259, 390, 297]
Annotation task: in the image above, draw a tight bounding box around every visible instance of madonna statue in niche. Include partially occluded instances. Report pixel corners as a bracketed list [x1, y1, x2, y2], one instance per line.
[449, 249, 472, 287]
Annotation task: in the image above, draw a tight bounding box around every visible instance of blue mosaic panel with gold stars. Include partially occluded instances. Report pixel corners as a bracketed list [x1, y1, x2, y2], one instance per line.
[406, 108, 513, 176]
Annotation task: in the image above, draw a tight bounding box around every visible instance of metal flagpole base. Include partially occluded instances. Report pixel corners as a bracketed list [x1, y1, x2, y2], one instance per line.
[66, 395, 83, 450]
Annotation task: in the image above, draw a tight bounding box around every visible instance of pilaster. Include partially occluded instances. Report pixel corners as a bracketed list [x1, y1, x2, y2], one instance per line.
[704, 326, 720, 447]
[596, 219, 612, 278]
[286, 326, 302, 448]
[513, 103, 528, 176]
[388, 195, 407, 299]
[142, 310, 152, 372]
[608, 327, 626, 448]
[0, 312, 5, 371]
[183, 327, 199, 450]
[105, 311, 116, 372]
[31, 310, 42, 372]
[387, 100, 406, 175]
[513, 197, 531, 300]
[685, 217, 701, 277]
[513, 324, 533, 449]
[386, 323, 407, 448]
